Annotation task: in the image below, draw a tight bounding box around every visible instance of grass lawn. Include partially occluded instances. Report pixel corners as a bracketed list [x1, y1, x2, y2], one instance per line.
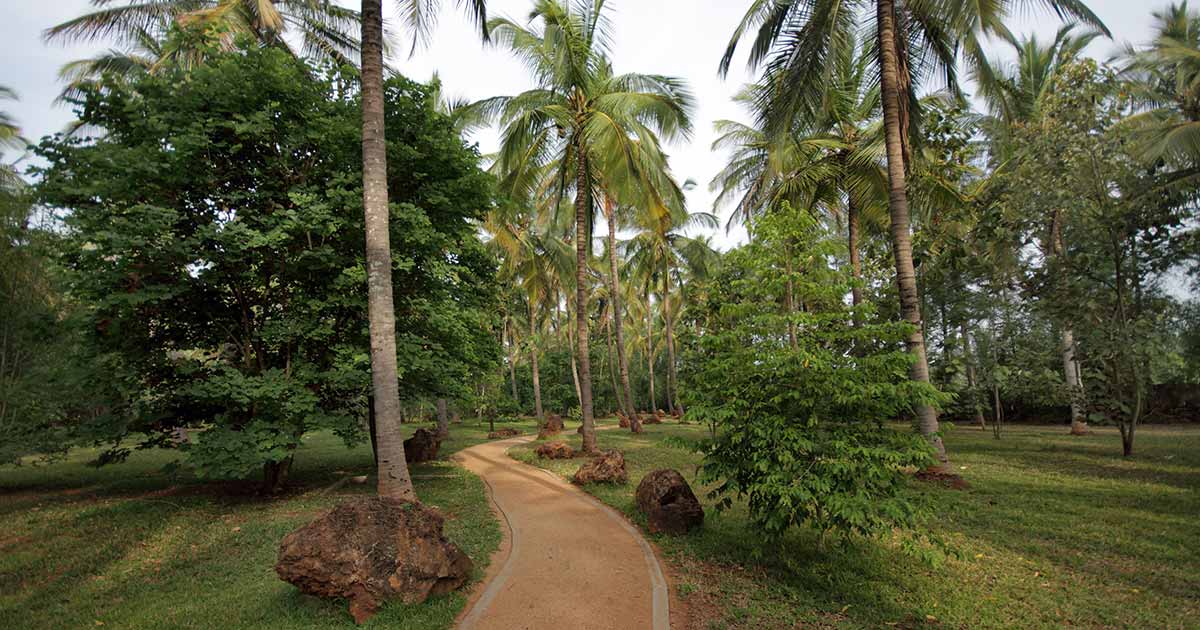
[512, 422, 1200, 629]
[0, 418, 538, 629]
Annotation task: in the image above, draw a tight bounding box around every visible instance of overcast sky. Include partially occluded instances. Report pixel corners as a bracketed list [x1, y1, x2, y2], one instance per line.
[0, 0, 1169, 249]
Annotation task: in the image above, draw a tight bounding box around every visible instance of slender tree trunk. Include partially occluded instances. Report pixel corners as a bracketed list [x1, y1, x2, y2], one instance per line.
[436, 398, 449, 438]
[646, 284, 656, 413]
[361, 0, 415, 501]
[877, 0, 948, 469]
[605, 197, 639, 425]
[1049, 211, 1087, 434]
[784, 243, 798, 350]
[504, 318, 520, 404]
[605, 307, 624, 412]
[960, 322, 986, 430]
[663, 266, 681, 415]
[529, 304, 544, 423]
[574, 144, 597, 454]
[566, 314, 583, 409]
[848, 196, 863, 308]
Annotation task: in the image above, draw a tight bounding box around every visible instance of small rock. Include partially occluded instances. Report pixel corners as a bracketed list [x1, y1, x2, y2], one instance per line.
[635, 469, 704, 534]
[403, 428, 441, 464]
[275, 497, 472, 624]
[534, 441, 575, 460]
[572, 449, 627, 485]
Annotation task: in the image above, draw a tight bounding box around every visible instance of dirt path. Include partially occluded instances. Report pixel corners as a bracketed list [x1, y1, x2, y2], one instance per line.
[452, 433, 669, 630]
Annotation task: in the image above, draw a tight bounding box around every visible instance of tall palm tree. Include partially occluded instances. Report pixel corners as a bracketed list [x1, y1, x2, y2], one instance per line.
[360, 0, 487, 500]
[1120, 2, 1200, 168]
[626, 206, 718, 414]
[46, 1, 361, 84]
[721, 0, 1107, 470]
[983, 25, 1099, 435]
[481, 0, 693, 452]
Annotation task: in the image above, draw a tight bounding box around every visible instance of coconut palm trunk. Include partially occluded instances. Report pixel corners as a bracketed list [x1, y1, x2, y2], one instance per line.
[575, 144, 598, 454]
[529, 304, 544, 423]
[645, 284, 656, 412]
[663, 265, 681, 414]
[604, 307, 624, 410]
[1050, 213, 1087, 434]
[960, 322, 986, 430]
[361, 0, 415, 501]
[604, 197, 640, 428]
[847, 196, 863, 308]
[876, 0, 948, 469]
[436, 398, 449, 437]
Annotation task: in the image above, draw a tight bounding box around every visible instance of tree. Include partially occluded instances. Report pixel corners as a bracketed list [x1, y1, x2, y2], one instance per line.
[33, 48, 497, 490]
[481, 0, 693, 452]
[721, 0, 1108, 470]
[681, 203, 941, 547]
[982, 24, 1102, 434]
[359, 0, 487, 501]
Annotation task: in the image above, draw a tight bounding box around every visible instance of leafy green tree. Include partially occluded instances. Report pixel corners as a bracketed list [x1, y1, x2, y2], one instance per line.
[33, 48, 497, 490]
[681, 203, 940, 546]
[481, 0, 693, 451]
[721, 0, 1107, 469]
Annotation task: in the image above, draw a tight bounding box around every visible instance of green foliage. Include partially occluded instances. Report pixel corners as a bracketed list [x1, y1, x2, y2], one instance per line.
[31, 48, 498, 482]
[680, 205, 940, 544]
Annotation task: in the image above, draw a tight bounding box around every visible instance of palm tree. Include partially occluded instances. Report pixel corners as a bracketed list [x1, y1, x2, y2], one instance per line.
[626, 206, 718, 414]
[721, 0, 1107, 470]
[1120, 2, 1200, 168]
[46, 1, 361, 87]
[481, 0, 693, 453]
[982, 25, 1099, 435]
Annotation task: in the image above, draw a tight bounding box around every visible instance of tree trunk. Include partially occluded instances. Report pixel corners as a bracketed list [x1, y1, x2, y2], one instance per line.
[848, 196, 863, 308]
[529, 305, 544, 423]
[605, 305, 624, 412]
[605, 197, 639, 424]
[1049, 212, 1087, 435]
[663, 265, 681, 415]
[505, 318, 520, 404]
[436, 398, 449, 438]
[361, 0, 415, 501]
[876, 0, 948, 469]
[784, 243, 798, 350]
[960, 322, 986, 430]
[574, 143, 597, 454]
[262, 455, 294, 495]
[646, 284, 656, 413]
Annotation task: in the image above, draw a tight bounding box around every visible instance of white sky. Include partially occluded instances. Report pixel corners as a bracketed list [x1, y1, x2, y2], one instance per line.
[0, 0, 1166, 251]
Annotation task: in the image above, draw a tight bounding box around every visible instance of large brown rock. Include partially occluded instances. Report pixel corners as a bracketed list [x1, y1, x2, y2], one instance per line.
[635, 469, 704, 534]
[572, 449, 628, 485]
[534, 440, 575, 460]
[275, 497, 473, 624]
[404, 428, 441, 464]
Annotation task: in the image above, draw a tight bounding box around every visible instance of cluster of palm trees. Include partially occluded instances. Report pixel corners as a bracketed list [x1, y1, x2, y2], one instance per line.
[38, 0, 1200, 485]
[474, 0, 714, 448]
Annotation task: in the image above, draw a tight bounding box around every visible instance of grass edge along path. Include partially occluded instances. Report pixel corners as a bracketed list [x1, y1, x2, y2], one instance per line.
[510, 422, 1200, 630]
[0, 419, 539, 629]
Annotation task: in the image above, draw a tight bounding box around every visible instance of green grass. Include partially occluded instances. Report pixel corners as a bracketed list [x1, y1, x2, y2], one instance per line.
[513, 423, 1200, 629]
[0, 418, 538, 629]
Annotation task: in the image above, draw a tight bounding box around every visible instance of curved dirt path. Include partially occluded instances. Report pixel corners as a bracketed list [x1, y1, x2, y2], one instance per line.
[452, 433, 669, 630]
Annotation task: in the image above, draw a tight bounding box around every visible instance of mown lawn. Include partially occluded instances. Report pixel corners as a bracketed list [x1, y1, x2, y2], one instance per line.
[0, 418, 537, 629]
[512, 422, 1200, 629]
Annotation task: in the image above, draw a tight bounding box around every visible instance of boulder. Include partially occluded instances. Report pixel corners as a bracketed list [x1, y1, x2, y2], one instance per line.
[635, 469, 704, 534]
[572, 449, 628, 485]
[534, 441, 575, 460]
[275, 497, 472, 624]
[487, 427, 520, 439]
[403, 428, 441, 464]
